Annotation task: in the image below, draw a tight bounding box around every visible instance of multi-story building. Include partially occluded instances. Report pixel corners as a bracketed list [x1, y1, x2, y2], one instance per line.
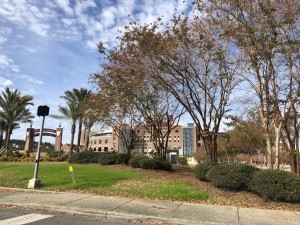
[87, 131, 121, 152]
[132, 125, 184, 154]
[85, 123, 200, 156]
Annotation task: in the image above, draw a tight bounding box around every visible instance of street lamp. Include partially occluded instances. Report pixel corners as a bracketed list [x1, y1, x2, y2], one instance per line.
[28, 105, 49, 189]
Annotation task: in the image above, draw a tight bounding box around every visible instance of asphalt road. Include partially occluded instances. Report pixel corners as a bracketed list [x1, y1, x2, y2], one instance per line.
[0, 207, 148, 225]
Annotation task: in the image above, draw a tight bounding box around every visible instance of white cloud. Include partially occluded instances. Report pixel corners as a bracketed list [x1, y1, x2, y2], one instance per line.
[74, 0, 97, 15]
[23, 46, 37, 54]
[21, 87, 37, 96]
[56, 0, 74, 16]
[0, 54, 20, 73]
[20, 75, 44, 84]
[0, 0, 54, 36]
[0, 27, 12, 44]
[101, 6, 117, 28]
[0, 54, 13, 68]
[0, 77, 13, 86]
[0, 37, 7, 44]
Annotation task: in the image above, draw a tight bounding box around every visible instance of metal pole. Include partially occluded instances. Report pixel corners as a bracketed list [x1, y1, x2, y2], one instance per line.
[33, 115, 45, 179]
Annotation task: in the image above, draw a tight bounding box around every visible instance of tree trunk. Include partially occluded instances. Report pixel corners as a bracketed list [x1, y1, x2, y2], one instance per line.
[70, 122, 76, 156]
[5, 126, 12, 156]
[295, 130, 300, 175]
[85, 129, 90, 151]
[77, 117, 83, 152]
[0, 130, 3, 148]
[274, 123, 282, 170]
[202, 134, 218, 163]
[265, 131, 273, 169]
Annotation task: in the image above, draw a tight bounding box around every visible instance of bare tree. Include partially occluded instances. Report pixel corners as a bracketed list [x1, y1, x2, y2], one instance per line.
[196, 0, 300, 169]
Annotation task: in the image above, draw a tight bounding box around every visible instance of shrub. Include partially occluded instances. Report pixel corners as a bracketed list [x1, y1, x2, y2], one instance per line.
[68, 151, 103, 164]
[139, 158, 172, 171]
[46, 149, 58, 158]
[249, 170, 300, 202]
[206, 163, 260, 190]
[90, 157, 99, 164]
[99, 153, 119, 165]
[194, 162, 218, 181]
[129, 155, 149, 168]
[117, 153, 131, 164]
[160, 160, 172, 171]
[178, 156, 188, 165]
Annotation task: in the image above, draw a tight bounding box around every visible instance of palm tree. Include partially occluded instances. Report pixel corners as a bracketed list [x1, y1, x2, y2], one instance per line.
[0, 87, 34, 153]
[60, 88, 91, 152]
[82, 115, 97, 151]
[51, 102, 78, 155]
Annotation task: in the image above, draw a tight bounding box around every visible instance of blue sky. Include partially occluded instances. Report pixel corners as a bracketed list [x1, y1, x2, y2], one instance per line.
[0, 0, 193, 144]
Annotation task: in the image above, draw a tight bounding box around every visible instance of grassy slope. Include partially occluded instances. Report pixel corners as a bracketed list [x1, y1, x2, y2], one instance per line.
[0, 162, 209, 201]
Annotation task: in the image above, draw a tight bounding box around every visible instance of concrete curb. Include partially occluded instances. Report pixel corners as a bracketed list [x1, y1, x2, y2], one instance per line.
[1, 187, 300, 225]
[0, 201, 211, 225]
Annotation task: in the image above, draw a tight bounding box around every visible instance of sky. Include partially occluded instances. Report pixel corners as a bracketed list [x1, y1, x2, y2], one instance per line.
[0, 0, 194, 144]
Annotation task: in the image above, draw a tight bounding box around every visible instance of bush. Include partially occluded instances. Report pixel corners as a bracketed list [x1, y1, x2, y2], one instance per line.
[99, 153, 119, 165]
[117, 153, 131, 164]
[206, 163, 260, 190]
[139, 158, 172, 171]
[178, 156, 188, 165]
[160, 160, 172, 171]
[129, 155, 148, 168]
[68, 151, 103, 164]
[46, 149, 59, 158]
[194, 162, 218, 181]
[249, 170, 300, 202]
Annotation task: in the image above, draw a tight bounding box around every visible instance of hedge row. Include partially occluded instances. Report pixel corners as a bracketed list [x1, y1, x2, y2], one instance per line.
[68, 152, 130, 165]
[194, 163, 300, 203]
[129, 155, 172, 171]
[68, 151, 171, 171]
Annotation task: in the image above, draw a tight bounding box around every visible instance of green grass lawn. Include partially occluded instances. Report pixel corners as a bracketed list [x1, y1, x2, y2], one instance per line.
[0, 162, 209, 201]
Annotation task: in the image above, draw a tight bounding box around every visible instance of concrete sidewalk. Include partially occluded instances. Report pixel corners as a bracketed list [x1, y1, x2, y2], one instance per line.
[0, 187, 299, 225]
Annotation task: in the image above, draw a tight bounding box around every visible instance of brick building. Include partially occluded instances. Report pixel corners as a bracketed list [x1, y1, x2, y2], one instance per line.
[84, 123, 200, 157]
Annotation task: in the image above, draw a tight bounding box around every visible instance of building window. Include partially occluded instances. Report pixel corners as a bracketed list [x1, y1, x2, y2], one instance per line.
[99, 140, 102, 144]
[105, 139, 108, 144]
[94, 140, 96, 144]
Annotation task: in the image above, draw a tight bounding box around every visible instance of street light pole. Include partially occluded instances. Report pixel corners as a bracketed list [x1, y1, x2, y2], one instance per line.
[28, 105, 49, 189]
[33, 115, 45, 180]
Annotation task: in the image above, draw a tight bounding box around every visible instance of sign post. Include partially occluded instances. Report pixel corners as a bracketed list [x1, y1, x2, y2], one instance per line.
[69, 166, 76, 187]
[28, 105, 49, 189]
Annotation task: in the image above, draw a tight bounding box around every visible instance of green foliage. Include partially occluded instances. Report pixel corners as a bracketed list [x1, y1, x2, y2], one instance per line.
[68, 151, 103, 164]
[139, 158, 172, 171]
[46, 149, 59, 158]
[194, 162, 218, 181]
[117, 153, 131, 164]
[206, 163, 260, 190]
[89, 157, 99, 164]
[178, 156, 188, 165]
[160, 160, 172, 171]
[129, 155, 148, 168]
[249, 170, 300, 202]
[99, 153, 119, 165]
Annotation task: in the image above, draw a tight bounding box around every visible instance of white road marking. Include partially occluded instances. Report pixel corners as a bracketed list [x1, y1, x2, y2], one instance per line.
[0, 213, 54, 225]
